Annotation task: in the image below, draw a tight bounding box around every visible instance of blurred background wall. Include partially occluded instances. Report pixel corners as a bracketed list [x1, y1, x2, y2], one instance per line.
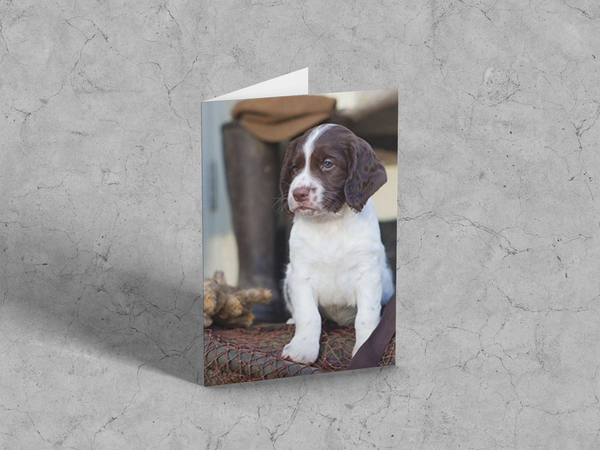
[201, 99, 239, 282]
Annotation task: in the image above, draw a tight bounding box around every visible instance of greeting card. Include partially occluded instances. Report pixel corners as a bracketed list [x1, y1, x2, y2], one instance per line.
[202, 70, 398, 385]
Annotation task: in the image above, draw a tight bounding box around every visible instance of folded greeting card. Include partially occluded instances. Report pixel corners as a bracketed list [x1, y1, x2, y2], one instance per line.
[202, 69, 398, 385]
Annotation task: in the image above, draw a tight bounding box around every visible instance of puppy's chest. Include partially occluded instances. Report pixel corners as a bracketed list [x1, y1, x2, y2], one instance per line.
[294, 240, 353, 274]
[290, 226, 364, 269]
[289, 223, 379, 305]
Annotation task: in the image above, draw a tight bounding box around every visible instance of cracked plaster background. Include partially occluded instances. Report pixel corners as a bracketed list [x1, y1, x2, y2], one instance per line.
[1, 0, 600, 449]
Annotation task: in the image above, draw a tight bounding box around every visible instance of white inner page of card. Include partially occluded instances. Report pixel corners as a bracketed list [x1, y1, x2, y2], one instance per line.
[204, 68, 309, 101]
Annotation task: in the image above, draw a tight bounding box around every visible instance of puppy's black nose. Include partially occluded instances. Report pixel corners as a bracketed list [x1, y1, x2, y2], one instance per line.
[292, 186, 310, 202]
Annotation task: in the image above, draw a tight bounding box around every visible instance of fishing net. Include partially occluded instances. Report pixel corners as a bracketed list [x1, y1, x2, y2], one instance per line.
[204, 322, 395, 386]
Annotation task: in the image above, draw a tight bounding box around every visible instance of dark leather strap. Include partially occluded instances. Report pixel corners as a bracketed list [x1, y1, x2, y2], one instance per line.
[347, 294, 396, 370]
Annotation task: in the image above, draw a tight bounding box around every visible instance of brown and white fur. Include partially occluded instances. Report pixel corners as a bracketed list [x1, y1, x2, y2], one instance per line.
[280, 124, 394, 364]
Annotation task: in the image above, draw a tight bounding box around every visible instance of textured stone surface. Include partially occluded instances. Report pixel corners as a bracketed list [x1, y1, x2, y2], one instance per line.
[1, 0, 600, 448]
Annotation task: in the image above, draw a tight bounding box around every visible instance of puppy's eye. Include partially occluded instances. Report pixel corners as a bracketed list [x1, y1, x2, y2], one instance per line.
[322, 160, 334, 170]
[291, 164, 298, 172]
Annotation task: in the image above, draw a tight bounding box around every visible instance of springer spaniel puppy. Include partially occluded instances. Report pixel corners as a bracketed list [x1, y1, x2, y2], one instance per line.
[280, 124, 394, 364]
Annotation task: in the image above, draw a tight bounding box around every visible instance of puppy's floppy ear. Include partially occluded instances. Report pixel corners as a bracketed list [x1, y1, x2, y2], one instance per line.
[344, 136, 387, 212]
[279, 137, 301, 213]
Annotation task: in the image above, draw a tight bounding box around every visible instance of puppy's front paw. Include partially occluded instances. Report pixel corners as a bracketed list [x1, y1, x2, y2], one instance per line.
[282, 337, 320, 364]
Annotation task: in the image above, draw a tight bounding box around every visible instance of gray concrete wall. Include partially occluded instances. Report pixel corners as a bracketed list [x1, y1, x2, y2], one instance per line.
[1, 1, 599, 448]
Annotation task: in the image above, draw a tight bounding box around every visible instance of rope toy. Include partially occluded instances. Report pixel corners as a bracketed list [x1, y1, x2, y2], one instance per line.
[203, 271, 272, 327]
